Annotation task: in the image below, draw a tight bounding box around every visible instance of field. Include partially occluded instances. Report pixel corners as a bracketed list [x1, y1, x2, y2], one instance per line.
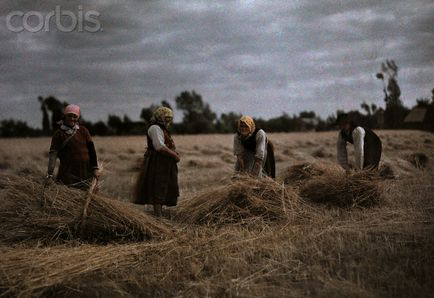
[0, 130, 433, 297]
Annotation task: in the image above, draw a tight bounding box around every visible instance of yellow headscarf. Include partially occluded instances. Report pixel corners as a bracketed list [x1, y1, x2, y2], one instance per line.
[151, 107, 173, 128]
[237, 115, 256, 136]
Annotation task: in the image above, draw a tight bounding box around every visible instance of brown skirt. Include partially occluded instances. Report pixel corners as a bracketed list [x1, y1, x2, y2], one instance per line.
[133, 150, 179, 206]
[56, 159, 93, 190]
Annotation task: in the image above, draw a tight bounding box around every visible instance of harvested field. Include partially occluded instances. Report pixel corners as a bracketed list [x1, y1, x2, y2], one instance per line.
[0, 130, 433, 297]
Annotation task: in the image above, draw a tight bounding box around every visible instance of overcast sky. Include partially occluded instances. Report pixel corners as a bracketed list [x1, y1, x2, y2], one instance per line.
[1, 0, 433, 128]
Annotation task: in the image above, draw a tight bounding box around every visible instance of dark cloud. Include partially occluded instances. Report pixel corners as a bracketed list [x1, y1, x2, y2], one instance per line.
[0, 0, 433, 128]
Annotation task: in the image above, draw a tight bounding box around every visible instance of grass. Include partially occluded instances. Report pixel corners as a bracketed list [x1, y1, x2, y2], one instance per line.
[0, 130, 433, 297]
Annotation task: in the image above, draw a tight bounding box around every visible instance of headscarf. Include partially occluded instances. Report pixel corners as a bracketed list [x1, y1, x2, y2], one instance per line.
[60, 104, 80, 134]
[150, 106, 173, 128]
[64, 104, 80, 117]
[237, 115, 256, 137]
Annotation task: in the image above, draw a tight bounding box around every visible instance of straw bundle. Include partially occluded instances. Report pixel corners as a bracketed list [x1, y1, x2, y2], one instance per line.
[0, 174, 170, 245]
[378, 163, 395, 179]
[406, 152, 429, 169]
[283, 162, 343, 186]
[312, 147, 332, 158]
[176, 176, 302, 225]
[299, 170, 382, 208]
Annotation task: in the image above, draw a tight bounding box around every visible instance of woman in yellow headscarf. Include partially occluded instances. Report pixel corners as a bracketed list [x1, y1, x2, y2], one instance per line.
[233, 116, 275, 178]
[133, 106, 180, 217]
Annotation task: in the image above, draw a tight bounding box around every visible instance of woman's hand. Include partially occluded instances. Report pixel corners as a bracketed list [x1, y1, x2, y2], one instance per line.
[93, 169, 100, 179]
[236, 155, 245, 172]
[252, 158, 262, 176]
[173, 152, 181, 163]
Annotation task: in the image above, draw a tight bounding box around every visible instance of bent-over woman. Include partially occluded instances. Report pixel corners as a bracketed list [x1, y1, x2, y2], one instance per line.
[133, 107, 180, 217]
[336, 113, 382, 170]
[46, 104, 99, 190]
[233, 116, 275, 178]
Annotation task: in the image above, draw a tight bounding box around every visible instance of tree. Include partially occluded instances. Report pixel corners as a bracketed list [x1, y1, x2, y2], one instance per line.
[299, 111, 316, 118]
[38, 96, 50, 134]
[107, 114, 123, 134]
[38, 96, 68, 132]
[376, 60, 409, 129]
[92, 121, 109, 135]
[161, 100, 172, 110]
[416, 98, 431, 107]
[0, 119, 39, 137]
[175, 91, 217, 134]
[361, 102, 372, 115]
[216, 112, 241, 133]
[44, 96, 67, 130]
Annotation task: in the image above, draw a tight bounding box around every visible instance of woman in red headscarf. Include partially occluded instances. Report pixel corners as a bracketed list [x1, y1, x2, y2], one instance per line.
[46, 104, 99, 190]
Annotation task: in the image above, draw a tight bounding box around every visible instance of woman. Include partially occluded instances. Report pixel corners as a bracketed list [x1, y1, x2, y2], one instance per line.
[233, 116, 275, 178]
[336, 113, 382, 170]
[46, 104, 99, 190]
[133, 106, 180, 217]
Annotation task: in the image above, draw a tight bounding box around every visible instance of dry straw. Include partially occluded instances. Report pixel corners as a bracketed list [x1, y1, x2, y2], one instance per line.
[299, 170, 382, 208]
[378, 163, 395, 179]
[0, 174, 170, 245]
[283, 162, 382, 208]
[176, 175, 307, 225]
[0, 242, 168, 298]
[282, 161, 341, 186]
[406, 152, 429, 169]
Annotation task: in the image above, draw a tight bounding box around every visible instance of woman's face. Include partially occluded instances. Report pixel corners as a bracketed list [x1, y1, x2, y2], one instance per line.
[338, 122, 351, 133]
[239, 122, 250, 136]
[164, 116, 173, 128]
[64, 113, 79, 127]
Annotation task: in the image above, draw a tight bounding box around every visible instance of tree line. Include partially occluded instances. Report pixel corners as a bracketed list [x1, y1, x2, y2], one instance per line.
[1, 60, 433, 137]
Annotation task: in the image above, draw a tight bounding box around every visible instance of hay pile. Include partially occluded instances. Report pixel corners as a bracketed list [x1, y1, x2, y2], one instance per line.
[406, 152, 429, 169]
[378, 163, 395, 179]
[311, 147, 332, 158]
[299, 170, 382, 208]
[185, 158, 222, 168]
[283, 162, 342, 186]
[0, 174, 170, 245]
[176, 176, 303, 225]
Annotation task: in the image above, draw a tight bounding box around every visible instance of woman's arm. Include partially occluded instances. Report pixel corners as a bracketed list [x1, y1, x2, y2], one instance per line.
[148, 125, 180, 162]
[352, 127, 365, 170]
[252, 130, 266, 176]
[159, 146, 180, 162]
[337, 132, 349, 170]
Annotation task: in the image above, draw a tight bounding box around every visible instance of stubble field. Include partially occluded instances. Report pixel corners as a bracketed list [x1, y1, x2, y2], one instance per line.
[0, 130, 433, 297]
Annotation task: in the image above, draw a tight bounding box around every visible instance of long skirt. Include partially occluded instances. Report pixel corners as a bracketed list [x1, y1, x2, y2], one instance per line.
[57, 159, 93, 190]
[133, 150, 179, 206]
[363, 139, 382, 170]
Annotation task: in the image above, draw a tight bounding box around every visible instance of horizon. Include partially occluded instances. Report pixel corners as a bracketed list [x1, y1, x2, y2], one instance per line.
[1, 0, 433, 128]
